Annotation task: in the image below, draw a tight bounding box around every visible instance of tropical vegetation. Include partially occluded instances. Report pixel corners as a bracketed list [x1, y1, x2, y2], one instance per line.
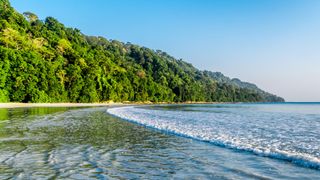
[0, 0, 284, 103]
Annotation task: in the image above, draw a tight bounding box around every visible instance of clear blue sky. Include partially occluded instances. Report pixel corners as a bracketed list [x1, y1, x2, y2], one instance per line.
[10, 0, 320, 102]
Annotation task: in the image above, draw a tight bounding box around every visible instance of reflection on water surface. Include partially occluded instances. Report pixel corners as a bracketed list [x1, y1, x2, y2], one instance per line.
[0, 106, 319, 179]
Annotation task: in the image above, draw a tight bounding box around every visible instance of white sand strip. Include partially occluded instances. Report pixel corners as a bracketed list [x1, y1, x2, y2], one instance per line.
[0, 103, 123, 109]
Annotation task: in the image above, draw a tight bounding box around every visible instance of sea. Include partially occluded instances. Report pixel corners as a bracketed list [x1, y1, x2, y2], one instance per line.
[0, 103, 320, 179]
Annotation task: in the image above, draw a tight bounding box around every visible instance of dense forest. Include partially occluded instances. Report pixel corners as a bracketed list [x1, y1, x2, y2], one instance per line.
[0, 0, 284, 103]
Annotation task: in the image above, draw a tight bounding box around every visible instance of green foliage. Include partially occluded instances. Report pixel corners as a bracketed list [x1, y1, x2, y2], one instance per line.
[0, 1, 284, 103]
[0, 89, 9, 102]
[204, 71, 284, 102]
[23, 12, 38, 22]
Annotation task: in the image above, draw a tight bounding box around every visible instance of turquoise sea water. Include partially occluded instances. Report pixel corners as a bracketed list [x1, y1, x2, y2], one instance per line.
[0, 103, 319, 179]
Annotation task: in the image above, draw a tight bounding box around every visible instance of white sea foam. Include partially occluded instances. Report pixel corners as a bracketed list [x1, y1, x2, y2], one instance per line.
[107, 104, 320, 169]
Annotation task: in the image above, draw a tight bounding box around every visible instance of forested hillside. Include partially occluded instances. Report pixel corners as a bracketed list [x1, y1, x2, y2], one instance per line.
[204, 71, 283, 102]
[0, 0, 284, 103]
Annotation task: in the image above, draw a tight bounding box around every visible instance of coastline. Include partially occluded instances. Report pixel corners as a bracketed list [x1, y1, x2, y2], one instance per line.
[0, 101, 231, 109]
[0, 102, 124, 109]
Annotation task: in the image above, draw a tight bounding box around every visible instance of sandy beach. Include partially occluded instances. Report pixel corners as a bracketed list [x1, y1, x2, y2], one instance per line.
[0, 103, 124, 109]
[0, 101, 228, 109]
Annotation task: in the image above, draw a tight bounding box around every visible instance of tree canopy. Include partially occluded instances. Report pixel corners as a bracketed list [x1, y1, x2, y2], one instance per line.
[23, 12, 38, 22]
[0, 0, 284, 103]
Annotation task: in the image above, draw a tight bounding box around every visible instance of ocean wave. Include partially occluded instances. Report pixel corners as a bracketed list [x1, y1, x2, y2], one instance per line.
[107, 106, 320, 170]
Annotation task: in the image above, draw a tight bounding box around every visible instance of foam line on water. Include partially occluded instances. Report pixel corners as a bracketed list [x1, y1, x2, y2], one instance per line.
[107, 106, 320, 170]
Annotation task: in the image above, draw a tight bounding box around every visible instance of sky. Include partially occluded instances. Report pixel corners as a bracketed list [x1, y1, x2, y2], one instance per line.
[10, 0, 320, 102]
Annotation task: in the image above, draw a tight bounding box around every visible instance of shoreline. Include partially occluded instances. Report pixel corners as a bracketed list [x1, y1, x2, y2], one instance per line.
[0, 101, 229, 109]
[0, 103, 125, 109]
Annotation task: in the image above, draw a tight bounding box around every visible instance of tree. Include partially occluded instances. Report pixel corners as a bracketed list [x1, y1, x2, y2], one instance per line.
[23, 12, 38, 22]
